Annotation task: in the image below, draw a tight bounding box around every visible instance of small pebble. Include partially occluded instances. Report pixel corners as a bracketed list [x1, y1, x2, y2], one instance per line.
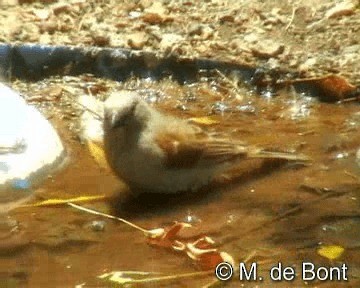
[89, 220, 106, 232]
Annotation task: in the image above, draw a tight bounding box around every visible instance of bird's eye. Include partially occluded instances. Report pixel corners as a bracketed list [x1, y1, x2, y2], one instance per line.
[109, 103, 137, 129]
[112, 113, 131, 129]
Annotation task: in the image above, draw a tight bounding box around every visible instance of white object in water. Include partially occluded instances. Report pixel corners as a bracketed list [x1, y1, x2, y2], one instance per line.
[0, 83, 65, 199]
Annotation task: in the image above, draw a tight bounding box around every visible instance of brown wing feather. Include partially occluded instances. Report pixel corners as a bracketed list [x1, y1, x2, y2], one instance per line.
[155, 130, 248, 169]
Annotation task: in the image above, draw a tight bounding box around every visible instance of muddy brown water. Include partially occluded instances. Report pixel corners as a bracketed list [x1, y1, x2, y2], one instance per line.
[1, 76, 360, 287]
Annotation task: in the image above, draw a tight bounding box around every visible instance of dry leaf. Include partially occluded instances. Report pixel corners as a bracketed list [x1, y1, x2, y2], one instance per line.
[68, 205, 235, 271]
[317, 245, 345, 260]
[22, 195, 107, 207]
[325, 1, 356, 19]
[87, 140, 108, 170]
[184, 237, 235, 270]
[288, 74, 357, 102]
[315, 75, 356, 101]
[147, 222, 192, 247]
[188, 116, 220, 126]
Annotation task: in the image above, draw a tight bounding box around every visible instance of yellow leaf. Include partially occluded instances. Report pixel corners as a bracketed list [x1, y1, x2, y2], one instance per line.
[98, 270, 210, 285]
[87, 140, 108, 169]
[188, 116, 219, 126]
[21, 195, 107, 207]
[317, 245, 345, 260]
[98, 271, 159, 285]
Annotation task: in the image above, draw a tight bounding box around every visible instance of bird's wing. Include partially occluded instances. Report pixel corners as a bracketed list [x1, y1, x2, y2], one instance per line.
[155, 129, 248, 169]
[155, 129, 311, 169]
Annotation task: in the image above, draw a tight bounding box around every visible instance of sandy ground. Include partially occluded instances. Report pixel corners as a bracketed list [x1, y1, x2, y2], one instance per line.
[0, 0, 359, 85]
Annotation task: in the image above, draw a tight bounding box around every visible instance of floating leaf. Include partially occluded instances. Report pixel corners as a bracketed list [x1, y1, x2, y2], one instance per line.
[184, 237, 235, 270]
[146, 222, 192, 247]
[188, 116, 219, 126]
[317, 245, 345, 260]
[21, 195, 107, 207]
[67, 205, 234, 271]
[87, 140, 108, 169]
[315, 75, 356, 101]
[288, 75, 357, 102]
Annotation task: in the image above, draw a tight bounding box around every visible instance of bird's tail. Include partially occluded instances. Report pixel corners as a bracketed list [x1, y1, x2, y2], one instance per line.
[247, 148, 311, 162]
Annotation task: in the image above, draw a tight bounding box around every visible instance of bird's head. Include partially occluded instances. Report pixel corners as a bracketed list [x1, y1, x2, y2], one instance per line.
[104, 91, 151, 132]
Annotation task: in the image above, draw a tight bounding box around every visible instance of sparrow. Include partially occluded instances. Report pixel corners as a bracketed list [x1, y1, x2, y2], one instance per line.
[103, 91, 310, 194]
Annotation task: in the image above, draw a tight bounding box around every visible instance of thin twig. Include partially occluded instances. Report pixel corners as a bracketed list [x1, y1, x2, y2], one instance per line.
[67, 202, 148, 233]
[74, 100, 104, 121]
[344, 170, 360, 182]
[337, 96, 360, 103]
[285, 6, 297, 31]
[215, 69, 243, 100]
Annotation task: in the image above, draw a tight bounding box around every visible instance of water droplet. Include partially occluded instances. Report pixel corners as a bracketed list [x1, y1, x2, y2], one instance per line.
[226, 214, 236, 224]
[287, 97, 313, 120]
[321, 224, 337, 232]
[236, 104, 256, 114]
[260, 89, 275, 99]
[211, 102, 230, 113]
[183, 92, 197, 102]
[344, 112, 360, 129]
[183, 210, 201, 224]
[176, 104, 188, 111]
[333, 152, 349, 160]
[144, 92, 160, 103]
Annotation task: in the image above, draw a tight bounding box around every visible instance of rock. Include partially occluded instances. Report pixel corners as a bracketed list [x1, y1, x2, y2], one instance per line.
[32, 8, 51, 20]
[142, 2, 173, 24]
[92, 34, 110, 46]
[0, 0, 18, 5]
[325, 0, 356, 19]
[159, 33, 183, 50]
[144, 2, 167, 15]
[299, 57, 317, 72]
[188, 24, 214, 39]
[251, 40, 285, 59]
[39, 20, 58, 34]
[51, 2, 72, 15]
[243, 33, 259, 44]
[127, 32, 148, 49]
[188, 24, 203, 36]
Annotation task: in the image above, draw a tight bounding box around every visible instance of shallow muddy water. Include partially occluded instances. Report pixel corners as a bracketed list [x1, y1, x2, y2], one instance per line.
[1, 75, 360, 287]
